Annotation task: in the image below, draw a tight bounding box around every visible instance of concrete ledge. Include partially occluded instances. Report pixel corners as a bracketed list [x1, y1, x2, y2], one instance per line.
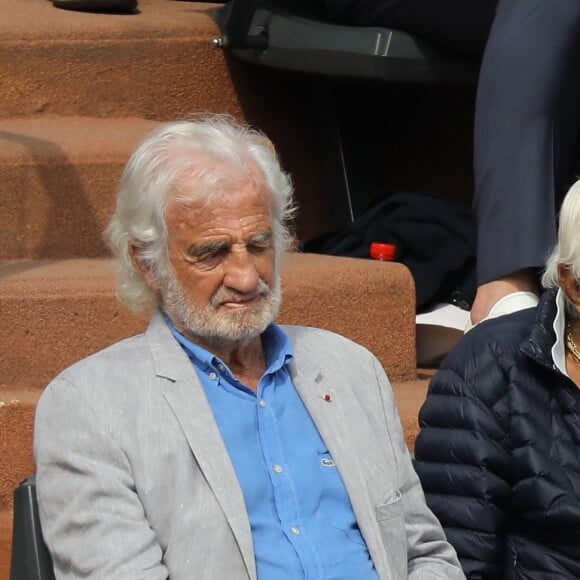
[0, 253, 416, 385]
[392, 370, 434, 450]
[0, 510, 12, 580]
[0, 259, 145, 386]
[0, 112, 335, 254]
[1, 0, 344, 244]
[1, 0, 242, 120]
[278, 253, 416, 382]
[0, 117, 160, 259]
[0, 391, 37, 511]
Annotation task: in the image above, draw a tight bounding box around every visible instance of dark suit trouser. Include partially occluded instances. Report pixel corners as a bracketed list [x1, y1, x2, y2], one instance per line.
[474, 0, 580, 284]
[326, 0, 580, 285]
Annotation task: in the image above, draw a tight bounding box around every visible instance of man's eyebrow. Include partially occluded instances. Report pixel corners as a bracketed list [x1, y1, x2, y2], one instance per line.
[247, 230, 273, 244]
[189, 240, 229, 256]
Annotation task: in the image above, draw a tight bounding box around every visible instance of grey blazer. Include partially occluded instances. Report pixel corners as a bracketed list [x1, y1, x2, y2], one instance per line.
[34, 312, 464, 580]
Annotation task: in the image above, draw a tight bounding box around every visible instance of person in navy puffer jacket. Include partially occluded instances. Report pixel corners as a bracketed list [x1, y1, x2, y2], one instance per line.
[414, 178, 580, 579]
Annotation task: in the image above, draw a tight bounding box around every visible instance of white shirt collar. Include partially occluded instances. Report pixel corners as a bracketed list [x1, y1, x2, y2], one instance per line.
[552, 288, 568, 376]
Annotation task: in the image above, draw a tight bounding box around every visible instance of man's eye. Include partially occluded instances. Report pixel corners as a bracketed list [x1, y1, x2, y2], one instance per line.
[249, 244, 268, 254]
[248, 239, 272, 253]
[193, 247, 228, 265]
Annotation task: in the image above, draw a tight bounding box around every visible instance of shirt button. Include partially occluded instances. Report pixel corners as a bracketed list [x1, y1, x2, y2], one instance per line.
[259, 399, 266, 408]
[272, 464, 283, 474]
[290, 527, 300, 536]
[208, 372, 217, 381]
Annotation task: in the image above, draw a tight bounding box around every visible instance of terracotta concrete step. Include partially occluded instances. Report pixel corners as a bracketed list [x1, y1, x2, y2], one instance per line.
[0, 253, 416, 386]
[280, 252, 416, 382]
[0, 259, 145, 387]
[1, 0, 241, 120]
[393, 370, 434, 451]
[0, 510, 12, 580]
[0, 117, 160, 260]
[1, 0, 338, 242]
[0, 115, 337, 259]
[0, 389, 37, 512]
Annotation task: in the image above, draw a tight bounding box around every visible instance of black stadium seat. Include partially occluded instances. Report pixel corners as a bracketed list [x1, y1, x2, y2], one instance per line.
[215, 0, 478, 84]
[213, 0, 479, 223]
[10, 476, 55, 580]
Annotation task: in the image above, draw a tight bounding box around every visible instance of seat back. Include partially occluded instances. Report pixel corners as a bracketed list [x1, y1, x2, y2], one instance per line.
[217, 0, 478, 84]
[214, 0, 479, 225]
[10, 476, 55, 580]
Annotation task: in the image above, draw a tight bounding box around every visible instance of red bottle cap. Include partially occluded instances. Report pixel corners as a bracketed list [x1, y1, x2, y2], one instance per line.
[370, 242, 396, 261]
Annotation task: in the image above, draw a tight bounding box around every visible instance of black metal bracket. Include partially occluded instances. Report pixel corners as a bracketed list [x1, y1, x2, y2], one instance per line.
[213, 0, 269, 50]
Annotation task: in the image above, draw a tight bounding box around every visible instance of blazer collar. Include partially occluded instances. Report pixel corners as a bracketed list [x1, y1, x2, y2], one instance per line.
[145, 311, 257, 580]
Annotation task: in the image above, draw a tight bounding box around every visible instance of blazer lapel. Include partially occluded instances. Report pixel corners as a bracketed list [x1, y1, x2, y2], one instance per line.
[289, 352, 393, 580]
[146, 312, 257, 580]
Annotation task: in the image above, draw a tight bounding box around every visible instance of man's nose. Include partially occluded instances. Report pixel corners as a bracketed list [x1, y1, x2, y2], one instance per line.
[223, 248, 260, 293]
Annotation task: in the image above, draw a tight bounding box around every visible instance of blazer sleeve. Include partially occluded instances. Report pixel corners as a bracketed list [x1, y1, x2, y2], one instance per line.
[372, 357, 466, 580]
[34, 377, 169, 580]
[414, 340, 514, 579]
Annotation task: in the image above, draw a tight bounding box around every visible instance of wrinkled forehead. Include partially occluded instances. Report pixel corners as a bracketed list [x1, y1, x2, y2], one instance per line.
[163, 175, 274, 254]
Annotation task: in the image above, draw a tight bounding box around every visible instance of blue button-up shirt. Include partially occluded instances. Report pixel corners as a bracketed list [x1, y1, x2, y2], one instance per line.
[167, 319, 378, 580]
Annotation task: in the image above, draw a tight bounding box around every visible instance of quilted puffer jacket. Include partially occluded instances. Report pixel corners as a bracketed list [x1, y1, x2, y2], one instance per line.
[414, 288, 580, 579]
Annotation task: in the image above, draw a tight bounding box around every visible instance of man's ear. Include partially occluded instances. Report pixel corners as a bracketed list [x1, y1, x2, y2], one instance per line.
[558, 263, 580, 312]
[129, 243, 161, 292]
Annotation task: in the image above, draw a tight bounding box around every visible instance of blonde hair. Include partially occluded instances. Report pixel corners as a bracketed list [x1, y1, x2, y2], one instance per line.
[542, 179, 580, 290]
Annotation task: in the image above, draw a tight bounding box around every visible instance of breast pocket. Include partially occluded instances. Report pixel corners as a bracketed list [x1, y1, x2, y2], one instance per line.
[376, 489, 407, 578]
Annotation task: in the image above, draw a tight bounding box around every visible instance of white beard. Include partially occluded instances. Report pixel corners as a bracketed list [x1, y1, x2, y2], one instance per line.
[161, 270, 281, 349]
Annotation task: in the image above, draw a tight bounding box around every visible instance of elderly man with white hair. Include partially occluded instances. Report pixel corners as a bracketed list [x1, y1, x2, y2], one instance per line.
[414, 179, 580, 578]
[34, 115, 463, 580]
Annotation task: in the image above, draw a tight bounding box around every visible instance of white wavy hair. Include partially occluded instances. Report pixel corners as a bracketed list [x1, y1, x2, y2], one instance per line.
[542, 179, 580, 300]
[105, 115, 296, 312]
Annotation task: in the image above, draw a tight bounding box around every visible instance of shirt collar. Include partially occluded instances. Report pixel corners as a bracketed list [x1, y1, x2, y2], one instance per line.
[163, 313, 293, 375]
[551, 288, 568, 376]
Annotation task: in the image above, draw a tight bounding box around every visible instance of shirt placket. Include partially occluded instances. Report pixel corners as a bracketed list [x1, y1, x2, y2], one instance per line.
[256, 372, 318, 579]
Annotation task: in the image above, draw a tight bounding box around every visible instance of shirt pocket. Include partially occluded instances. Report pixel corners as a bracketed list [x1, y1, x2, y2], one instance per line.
[376, 489, 407, 578]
